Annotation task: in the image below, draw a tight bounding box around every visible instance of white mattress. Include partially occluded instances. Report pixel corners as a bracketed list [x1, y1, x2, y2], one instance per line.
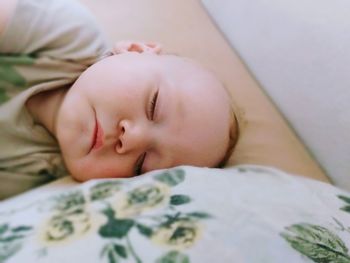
[202, 0, 350, 190]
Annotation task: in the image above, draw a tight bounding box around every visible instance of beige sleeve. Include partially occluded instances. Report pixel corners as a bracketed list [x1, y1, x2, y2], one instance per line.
[0, 0, 18, 38]
[0, 0, 109, 64]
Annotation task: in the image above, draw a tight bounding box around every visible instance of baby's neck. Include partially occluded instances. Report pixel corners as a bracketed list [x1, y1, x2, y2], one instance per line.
[26, 87, 68, 136]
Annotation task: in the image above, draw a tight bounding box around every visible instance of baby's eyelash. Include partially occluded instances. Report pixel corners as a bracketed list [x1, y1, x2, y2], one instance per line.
[135, 90, 158, 176]
[134, 152, 146, 176]
[149, 90, 159, 120]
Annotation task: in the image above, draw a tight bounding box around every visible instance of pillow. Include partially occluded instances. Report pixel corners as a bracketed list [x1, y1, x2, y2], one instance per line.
[77, 0, 331, 183]
[0, 166, 348, 262]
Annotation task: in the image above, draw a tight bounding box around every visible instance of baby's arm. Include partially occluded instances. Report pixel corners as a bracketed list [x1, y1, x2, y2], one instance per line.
[0, 0, 17, 38]
[0, 0, 107, 59]
[0, 0, 109, 102]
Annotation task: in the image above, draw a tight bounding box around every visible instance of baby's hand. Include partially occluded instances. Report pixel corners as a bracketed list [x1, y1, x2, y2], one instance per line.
[112, 41, 162, 55]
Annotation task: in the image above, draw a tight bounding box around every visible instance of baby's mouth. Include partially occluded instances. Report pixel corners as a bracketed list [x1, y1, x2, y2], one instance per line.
[90, 113, 104, 152]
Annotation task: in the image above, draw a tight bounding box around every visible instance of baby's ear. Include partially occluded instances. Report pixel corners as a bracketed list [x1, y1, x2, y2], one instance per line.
[112, 41, 162, 55]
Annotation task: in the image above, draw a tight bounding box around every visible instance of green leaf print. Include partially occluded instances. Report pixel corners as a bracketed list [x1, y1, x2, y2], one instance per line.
[99, 218, 134, 239]
[0, 223, 33, 262]
[29, 168, 212, 262]
[0, 55, 34, 89]
[46, 219, 74, 241]
[0, 55, 35, 65]
[43, 190, 91, 243]
[113, 244, 128, 259]
[185, 212, 211, 219]
[52, 190, 85, 212]
[0, 242, 21, 263]
[154, 169, 185, 187]
[170, 195, 191, 206]
[160, 213, 182, 228]
[90, 181, 123, 201]
[0, 88, 9, 104]
[338, 195, 350, 213]
[0, 54, 35, 104]
[127, 184, 165, 208]
[0, 65, 26, 87]
[156, 250, 190, 263]
[11, 226, 33, 233]
[341, 207, 350, 213]
[99, 207, 134, 239]
[281, 223, 350, 263]
[108, 249, 117, 263]
[136, 223, 153, 238]
[0, 224, 8, 236]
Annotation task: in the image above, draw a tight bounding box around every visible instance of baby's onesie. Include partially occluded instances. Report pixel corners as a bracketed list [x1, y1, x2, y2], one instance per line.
[0, 0, 108, 200]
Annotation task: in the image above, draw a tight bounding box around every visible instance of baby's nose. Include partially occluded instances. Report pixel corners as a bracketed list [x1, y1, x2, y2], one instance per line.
[115, 123, 125, 153]
[115, 120, 151, 154]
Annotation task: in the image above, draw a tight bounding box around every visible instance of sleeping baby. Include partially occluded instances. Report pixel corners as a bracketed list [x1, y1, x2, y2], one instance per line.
[0, 0, 238, 199]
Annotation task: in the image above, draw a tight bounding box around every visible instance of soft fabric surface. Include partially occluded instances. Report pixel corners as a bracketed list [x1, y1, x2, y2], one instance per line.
[201, 0, 350, 190]
[0, 166, 349, 262]
[77, 0, 330, 183]
[0, 0, 107, 200]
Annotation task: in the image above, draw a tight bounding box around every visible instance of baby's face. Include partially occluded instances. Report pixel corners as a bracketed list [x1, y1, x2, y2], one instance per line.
[56, 53, 231, 181]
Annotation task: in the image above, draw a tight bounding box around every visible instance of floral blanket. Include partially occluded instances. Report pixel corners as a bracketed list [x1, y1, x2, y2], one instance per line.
[0, 165, 349, 263]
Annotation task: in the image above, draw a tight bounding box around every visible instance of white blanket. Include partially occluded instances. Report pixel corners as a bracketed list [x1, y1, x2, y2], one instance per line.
[0, 165, 349, 263]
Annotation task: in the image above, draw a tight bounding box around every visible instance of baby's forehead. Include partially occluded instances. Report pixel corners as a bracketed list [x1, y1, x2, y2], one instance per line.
[159, 55, 220, 81]
[95, 53, 224, 93]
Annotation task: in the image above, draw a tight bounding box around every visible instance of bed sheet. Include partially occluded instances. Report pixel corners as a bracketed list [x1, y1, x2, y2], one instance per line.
[0, 165, 349, 263]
